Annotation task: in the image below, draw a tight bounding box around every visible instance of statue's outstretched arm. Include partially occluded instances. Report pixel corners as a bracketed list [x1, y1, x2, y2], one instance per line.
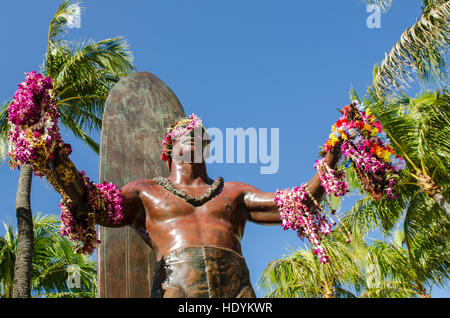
[51, 152, 140, 228]
[243, 146, 341, 225]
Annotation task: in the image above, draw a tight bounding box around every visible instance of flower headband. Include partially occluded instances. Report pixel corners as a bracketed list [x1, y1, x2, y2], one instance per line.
[160, 114, 204, 168]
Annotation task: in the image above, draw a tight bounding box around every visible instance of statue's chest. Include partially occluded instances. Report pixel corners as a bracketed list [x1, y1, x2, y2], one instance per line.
[146, 189, 239, 222]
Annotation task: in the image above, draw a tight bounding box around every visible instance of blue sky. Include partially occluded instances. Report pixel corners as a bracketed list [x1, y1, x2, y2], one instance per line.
[0, 0, 448, 297]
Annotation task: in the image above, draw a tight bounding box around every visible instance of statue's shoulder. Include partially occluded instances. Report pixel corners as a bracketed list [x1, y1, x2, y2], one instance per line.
[223, 180, 260, 193]
[224, 180, 248, 187]
[122, 178, 159, 193]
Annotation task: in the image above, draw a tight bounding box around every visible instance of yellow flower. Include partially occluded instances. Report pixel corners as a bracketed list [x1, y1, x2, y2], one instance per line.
[341, 132, 348, 140]
[328, 136, 339, 147]
[375, 146, 384, 158]
[383, 151, 391, 162]
[26, 130, 33, 139]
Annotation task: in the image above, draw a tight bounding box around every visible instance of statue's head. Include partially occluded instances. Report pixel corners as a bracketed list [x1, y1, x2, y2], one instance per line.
[161, 114, 210, 169]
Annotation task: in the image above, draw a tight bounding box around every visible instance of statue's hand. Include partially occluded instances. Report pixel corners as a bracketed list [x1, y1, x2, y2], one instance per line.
[326, 143, 342, 169]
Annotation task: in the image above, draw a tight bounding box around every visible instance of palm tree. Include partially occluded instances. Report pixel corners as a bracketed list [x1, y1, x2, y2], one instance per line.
[0, 214, 97, 298]
[0, 0, 135, 297]
[259, 228, 366, 298]
[372, 0, 450, 98]
[260, 223, 448, 298]
[359, 226, 449, 298]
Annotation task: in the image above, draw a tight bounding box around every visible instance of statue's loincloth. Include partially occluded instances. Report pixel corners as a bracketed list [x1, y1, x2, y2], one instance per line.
[151, 246, 256, 298]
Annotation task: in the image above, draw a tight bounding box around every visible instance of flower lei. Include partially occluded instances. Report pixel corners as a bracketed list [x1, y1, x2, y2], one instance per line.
[275, 184, 350, 264]
[275, 161, 352, 264]
[314, 157, 348, 197]
[322, 100, 405, 200]
[59, 171, 124, 254]
[275, 100, 405, 264]
[7, 71, 72, 177]
[7, 72, 124, 254]
[160, 114, 203, 168]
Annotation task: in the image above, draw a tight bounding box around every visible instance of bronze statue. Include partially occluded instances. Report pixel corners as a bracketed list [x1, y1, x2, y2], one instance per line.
[53, 114, 341, 297]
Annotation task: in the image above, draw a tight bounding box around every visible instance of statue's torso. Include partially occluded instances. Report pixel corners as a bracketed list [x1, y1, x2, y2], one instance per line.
[131, 180, 249, 260]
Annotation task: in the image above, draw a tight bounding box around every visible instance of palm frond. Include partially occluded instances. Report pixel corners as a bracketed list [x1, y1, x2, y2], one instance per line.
[0, 222, 16, 298]
[42, 36, 135, 153]
[47, 0, 80, 46]
[38, 291, 96, 298]
[342, 188, 411, 236]
[0, 100, 12, 162]
[404, 192, 450, 282]
[0, 214, 97, 298]
[334, 287, 357, 298]
[360, 283, 416, 298]
[260, 231, 366, 298]
[411, 89, 450, 176]
[58, 98, 103, 135]
[363, 0, 393, 13]
[59, 112, 100, 153]
[373, 1, 450, 98]
[50, 37, 134, 91]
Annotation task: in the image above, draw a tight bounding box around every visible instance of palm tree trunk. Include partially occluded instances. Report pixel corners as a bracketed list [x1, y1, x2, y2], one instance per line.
[432, 192, 450, 218]
[418, 173, 450, 217]
[12, 164, 34, 298]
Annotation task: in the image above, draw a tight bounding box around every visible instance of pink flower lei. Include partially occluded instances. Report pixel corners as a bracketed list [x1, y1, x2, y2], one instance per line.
[7, 71, 71, 176]
[314, 157, 349, 197]
[7, 72, 124, 254]
[275, 184, 350, 264]
[59, 171, 124, 254]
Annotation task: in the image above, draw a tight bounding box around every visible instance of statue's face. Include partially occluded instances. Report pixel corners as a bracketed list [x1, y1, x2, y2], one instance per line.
[171, 125, 209, 164]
